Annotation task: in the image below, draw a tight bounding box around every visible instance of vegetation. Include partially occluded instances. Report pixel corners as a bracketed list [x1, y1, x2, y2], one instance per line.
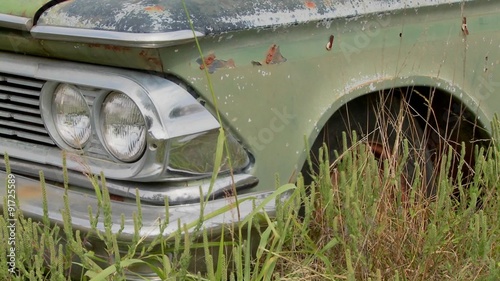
[1, 118, 499, 280]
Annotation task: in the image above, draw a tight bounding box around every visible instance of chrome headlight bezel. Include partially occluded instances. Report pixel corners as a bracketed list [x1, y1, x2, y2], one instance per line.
[35, 57, 247, 182]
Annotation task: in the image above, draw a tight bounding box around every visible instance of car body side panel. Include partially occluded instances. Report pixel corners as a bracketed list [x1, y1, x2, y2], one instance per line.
[158, 1, 500, 192]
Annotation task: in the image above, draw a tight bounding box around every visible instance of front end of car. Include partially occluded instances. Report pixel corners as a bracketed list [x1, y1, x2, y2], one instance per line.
[0, 1, 278, 277]
[0, 52, 257, 204]
[0, 49, 267, 278]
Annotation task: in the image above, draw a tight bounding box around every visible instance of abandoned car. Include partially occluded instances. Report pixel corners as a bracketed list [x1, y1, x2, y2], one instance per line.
[0, 0, 498, 277]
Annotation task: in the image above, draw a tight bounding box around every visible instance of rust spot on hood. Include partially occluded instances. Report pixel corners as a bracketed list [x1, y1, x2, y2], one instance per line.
[144, 5, 165, 12]
[304, 1, 316, 9]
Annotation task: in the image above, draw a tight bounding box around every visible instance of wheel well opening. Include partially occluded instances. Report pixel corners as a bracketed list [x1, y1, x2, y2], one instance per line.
[405, 86, 490, 184]
[305, 86, 491, 189]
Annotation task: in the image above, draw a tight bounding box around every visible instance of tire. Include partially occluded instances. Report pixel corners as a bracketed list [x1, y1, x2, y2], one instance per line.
[305, 93, 435, 197]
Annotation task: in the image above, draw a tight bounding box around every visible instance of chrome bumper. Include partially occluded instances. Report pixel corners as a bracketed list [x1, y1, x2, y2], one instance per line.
[0, 170, 275, 241]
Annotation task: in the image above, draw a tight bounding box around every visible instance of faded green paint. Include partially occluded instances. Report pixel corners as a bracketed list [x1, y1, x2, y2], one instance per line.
[158, 1, 500, 193]
[0, 32, 48, 58]
[0, 0, 49, 17]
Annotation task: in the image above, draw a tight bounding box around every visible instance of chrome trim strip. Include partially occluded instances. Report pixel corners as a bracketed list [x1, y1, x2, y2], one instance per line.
[2, 157, 258, 205]
[31, 25, 204, 48]
[107, 174, 259, 205]
[0, 14, 33, 31]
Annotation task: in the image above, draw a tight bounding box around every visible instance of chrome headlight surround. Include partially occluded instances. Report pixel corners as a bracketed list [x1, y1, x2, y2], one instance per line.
[33, 57, 249, 181]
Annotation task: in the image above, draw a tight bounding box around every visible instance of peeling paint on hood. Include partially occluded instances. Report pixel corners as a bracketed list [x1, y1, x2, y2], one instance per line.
[37, 0, 470, 34]
[0, 0, 50, 18]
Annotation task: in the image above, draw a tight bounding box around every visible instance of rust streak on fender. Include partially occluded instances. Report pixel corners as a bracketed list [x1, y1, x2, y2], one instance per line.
[88, 43, 131, 52]
[196, 53, 235, 74]
[265, 44, 287, 65]
[139, 49, 163, 69]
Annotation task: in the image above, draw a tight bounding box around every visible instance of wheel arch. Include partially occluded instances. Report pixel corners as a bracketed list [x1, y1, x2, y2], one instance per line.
[301, 74, 492, 178]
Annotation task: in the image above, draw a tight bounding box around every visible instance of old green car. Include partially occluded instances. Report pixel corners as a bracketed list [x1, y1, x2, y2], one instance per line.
[0, 0, 498, 278]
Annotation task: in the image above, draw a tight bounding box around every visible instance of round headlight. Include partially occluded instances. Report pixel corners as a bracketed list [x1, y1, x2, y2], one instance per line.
[101, 92, 146, 162]
[52, 84, 91, 148]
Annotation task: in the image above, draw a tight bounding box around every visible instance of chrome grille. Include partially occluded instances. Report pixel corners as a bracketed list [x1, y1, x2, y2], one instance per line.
[0, 74, 56, 146]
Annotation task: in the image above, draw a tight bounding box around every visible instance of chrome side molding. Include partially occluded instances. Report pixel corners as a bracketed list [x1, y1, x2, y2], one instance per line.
[31, 25, 204, 48]
[0, 14, 204, 48]
[0, 14, 33, 31]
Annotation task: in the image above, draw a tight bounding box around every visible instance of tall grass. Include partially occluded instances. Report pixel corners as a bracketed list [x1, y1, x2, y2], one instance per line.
[1, 116, 499, 280]
[274, 139, 499, 281]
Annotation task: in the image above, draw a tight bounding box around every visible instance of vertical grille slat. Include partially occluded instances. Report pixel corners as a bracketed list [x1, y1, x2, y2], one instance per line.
[0, 73, 55, 146]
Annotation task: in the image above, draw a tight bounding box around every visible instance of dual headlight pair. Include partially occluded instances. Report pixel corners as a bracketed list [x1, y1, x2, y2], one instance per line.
[50, 83, 145, 162]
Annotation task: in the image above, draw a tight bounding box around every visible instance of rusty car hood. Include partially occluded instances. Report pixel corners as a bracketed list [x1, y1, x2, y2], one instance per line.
[0, 0, 50, 18]
[37, 0, 469, 34]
